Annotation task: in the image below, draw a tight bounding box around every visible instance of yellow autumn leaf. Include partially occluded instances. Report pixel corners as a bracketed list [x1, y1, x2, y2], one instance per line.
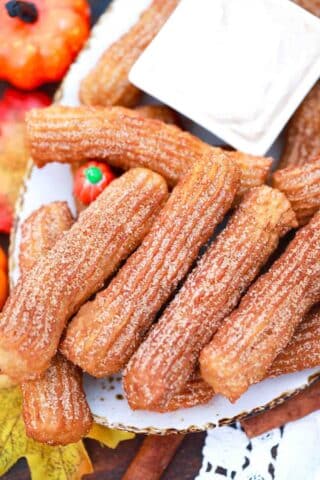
[87, 423, 135, 448]
[0, 387, 134, 479]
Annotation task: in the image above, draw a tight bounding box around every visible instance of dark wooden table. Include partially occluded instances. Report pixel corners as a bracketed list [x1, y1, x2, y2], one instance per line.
[0, 1, 205, 478]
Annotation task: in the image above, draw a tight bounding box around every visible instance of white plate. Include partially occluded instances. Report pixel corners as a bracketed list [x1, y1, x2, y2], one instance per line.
[10, 0, 320, 434]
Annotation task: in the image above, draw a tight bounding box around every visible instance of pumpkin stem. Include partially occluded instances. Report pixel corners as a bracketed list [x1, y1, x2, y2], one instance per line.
[5, 1, 38, 23]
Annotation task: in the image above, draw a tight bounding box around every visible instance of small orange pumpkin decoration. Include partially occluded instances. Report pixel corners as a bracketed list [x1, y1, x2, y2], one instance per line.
[0, 247, 8, 310]
[0, 0, 90, 89]
[74, 161, 116, 205]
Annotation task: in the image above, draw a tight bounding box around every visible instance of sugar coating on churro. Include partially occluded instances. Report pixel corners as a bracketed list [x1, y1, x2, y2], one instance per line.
[22, 354, 92, 445]
[269, 305, 320, 377]
[80, 0, 179, 107]
[26, 105, 271, 199]
[153, 372, 215, 413]
[19, 202, 92, 445]
[280, 81, 320, 169]
[0, 168, 167, 382]
[19, 202, 74, 272]
[134, 104, 179, 125]
[273, 155, 320, 225]
[123, 186, 297, 411]
[200, 210, 320, 402]
[61, 154, 239, 377]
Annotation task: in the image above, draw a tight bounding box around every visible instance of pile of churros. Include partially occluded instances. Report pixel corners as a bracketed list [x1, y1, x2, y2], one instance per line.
[1, 0, 320, 447]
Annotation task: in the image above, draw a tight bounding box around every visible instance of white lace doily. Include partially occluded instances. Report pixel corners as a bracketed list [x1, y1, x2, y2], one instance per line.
[196, 411, 320, 480]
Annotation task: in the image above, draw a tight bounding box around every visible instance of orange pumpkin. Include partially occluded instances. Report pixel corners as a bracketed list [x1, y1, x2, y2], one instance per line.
[74, 161, 116, 205]
[0, 247, 8, 310]
[0, 0, 90, 89]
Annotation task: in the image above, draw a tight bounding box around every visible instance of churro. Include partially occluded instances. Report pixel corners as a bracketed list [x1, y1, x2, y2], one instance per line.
[279, 82, 320, 169]
[19, 202, 92, 445]
[26, 105, 271, 199]
[61, 154, 239, 377]
[156, 372, 214, 412]
[272, 156, 320, 225]
[160, 305, 320, 411]
[124, 186, 297, 411]
[0, 168, 167, 382]
[79, 0, 179, 107]
[200, 211, 320, 402]
[19, 202, 74, 272]
[134, 104, 179, 125]
[22, 354, 92, 445]
[269, 305, 320, 377]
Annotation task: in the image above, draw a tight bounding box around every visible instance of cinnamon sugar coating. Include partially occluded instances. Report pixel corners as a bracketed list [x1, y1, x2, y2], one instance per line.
[19, 202, 74, 272]
[159, 305, 320, 412]
[134, 104, 179, 125]
[123, 186, 297, 411]
[61, 154, 239, 377]
[19, 202, 92, 445]
[22, 354, 92, 445]
[150, 372, 214, 412]
[272, 156, 320, 225]
[280, 82, 320, 169]
[26, 105, 271, 200]
[79, 0, 179, 107]
[269, 305, 320, 377]
[200, 211, 320, 402]
[0, 169, 167, 382]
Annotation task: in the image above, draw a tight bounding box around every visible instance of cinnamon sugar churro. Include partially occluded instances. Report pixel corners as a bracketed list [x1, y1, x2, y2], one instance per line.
[0, 169, 167, 382]
[124, 186, 297, 411]
[79, 0, 179, 107]
[19, 202, 92, 445]
[161, 305, 320, 412]
[134, 104, 179, 125]
[279, 82, 320, 169]
[200, 211, 320, 402]
[61, 154, 239, 377]
[268, 305, 320, 377]
[26, 105, 271, 199]
[272, 156, 320, 225]
[156, 372, 214, 412]
[22, 353, 92, 445]
[19, 202, 74, 272]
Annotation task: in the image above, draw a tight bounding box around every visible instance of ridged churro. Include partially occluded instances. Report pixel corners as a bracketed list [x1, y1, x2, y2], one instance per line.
[268, 305, 320, 377]
[79, 0, 179, 107]
[124, 186, 297, 411]
[71, 104, 178, 213]
[156, 372, 214, 412]
[200, 211, 320, 402]
[272, 156, 320, 225]
[22, 353, 92, 445]
[19, 202, 74, 272]
[26, 105, 271, 199]
[61, 154, 239, 377]
[0, 169, 167, 382]
[19, 202, 92, 445]
[280, 82, 320, 169]
[157, 305, 320, 412]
